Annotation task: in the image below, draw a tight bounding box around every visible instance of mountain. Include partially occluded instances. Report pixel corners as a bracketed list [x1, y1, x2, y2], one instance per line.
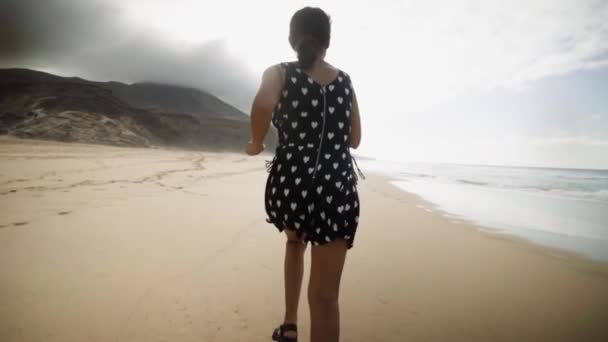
[0, 68, 278, 152]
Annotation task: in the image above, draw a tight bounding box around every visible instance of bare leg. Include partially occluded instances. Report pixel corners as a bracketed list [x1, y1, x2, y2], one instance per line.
[308, 238, 349, 342]
[282, 229, 307, 339]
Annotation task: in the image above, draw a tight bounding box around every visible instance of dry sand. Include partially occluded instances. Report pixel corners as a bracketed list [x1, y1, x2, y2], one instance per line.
[1, 135, 607, 342]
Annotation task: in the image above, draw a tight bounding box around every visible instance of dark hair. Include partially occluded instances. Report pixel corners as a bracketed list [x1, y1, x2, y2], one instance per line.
[288, 7, 331, 69]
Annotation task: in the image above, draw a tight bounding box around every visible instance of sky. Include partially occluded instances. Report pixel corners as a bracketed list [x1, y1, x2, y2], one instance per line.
[1, 0, 608, 169]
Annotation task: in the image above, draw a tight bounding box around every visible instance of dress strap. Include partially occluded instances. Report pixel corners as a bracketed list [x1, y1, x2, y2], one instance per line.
[265, 157, 275, 173]
[351, 155, 366, 184]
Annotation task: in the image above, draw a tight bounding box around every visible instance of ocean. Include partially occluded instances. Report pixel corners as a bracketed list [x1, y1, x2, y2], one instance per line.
[357, 158, 608, 262]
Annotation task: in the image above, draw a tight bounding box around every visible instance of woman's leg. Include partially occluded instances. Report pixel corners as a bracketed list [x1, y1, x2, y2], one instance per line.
[282, 229, 307, 338]
[308, 238, 349, 342]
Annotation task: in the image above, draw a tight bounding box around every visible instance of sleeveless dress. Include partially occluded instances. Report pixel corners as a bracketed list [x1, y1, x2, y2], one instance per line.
[264, 61, 365, 249]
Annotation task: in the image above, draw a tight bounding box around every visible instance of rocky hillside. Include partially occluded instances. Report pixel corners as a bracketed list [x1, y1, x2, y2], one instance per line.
[0, 68, 278, 152]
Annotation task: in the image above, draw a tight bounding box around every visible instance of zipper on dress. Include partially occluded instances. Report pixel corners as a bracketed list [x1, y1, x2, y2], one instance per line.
[311, 86, 327, 182]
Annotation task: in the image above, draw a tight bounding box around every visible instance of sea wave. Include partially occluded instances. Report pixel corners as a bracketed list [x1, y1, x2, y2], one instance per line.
[457, 179, 490, 186]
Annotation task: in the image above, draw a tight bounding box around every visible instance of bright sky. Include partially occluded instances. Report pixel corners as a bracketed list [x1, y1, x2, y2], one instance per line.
[5, 0, 608, 169]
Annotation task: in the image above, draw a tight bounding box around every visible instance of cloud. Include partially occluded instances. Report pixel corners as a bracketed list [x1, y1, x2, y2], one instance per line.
[0, 0, 258, 112]
[1, 0, 607, 167]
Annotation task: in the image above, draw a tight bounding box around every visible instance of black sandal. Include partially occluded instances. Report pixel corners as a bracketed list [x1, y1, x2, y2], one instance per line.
[271, 322, 298, 342]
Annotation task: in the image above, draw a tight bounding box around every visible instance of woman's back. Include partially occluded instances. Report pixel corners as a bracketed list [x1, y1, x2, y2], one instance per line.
[264, 60, 362, 249]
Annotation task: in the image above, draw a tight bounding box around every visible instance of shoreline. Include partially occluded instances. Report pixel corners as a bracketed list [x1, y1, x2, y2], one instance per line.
[366, 169, 608, 273]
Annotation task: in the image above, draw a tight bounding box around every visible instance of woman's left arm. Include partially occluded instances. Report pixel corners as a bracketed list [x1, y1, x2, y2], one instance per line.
[245, 65, 282, 155]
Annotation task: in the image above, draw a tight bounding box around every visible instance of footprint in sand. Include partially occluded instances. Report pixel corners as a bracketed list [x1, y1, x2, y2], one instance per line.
[173, 297, 193, 327]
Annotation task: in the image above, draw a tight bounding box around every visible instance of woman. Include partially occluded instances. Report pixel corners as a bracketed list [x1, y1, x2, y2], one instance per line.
[246, 6, 364, 342]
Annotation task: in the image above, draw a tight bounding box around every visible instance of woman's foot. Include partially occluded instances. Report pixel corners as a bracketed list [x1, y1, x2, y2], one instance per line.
[272, 322, 298, 341]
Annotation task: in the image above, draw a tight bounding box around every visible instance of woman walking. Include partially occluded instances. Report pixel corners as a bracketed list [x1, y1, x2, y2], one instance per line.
[246, 6, 364, 342]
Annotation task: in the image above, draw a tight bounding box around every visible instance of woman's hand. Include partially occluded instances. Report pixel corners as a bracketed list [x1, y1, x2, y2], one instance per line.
[245, 141, 265, 155]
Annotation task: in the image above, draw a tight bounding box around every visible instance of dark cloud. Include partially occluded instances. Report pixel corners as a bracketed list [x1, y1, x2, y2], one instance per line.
[0, 0, 258, 112]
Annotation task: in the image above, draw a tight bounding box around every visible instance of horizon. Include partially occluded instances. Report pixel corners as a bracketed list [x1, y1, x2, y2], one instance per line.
[1, 0, 607, 169]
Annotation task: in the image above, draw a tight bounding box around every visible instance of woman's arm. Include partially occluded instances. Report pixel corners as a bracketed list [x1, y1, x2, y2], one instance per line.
[349, 88, 362, 149]
[245, 64, 282, 155]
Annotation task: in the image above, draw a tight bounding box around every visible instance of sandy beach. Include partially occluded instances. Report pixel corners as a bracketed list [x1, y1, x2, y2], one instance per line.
[1, 135, 607, 342]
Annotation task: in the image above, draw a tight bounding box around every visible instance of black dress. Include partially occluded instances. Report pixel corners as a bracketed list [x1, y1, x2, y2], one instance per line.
[264, 61, 365, 249]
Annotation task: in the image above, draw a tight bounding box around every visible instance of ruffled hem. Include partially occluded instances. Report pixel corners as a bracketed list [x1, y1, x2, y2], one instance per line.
[265, 216, 355, 250]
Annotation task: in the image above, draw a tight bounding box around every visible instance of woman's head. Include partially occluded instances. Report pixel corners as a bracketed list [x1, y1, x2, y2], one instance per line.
[288, 7, 331, 69]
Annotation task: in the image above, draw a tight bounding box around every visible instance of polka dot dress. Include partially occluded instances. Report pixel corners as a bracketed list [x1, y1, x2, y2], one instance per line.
[264, 61, 365, 249]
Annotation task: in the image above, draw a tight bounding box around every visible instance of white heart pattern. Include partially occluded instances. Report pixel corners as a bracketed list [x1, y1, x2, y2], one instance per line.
[266, 64, 360, 246]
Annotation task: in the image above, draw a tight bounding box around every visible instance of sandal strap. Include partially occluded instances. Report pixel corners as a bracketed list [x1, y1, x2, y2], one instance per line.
[280, 323, 297, 333]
